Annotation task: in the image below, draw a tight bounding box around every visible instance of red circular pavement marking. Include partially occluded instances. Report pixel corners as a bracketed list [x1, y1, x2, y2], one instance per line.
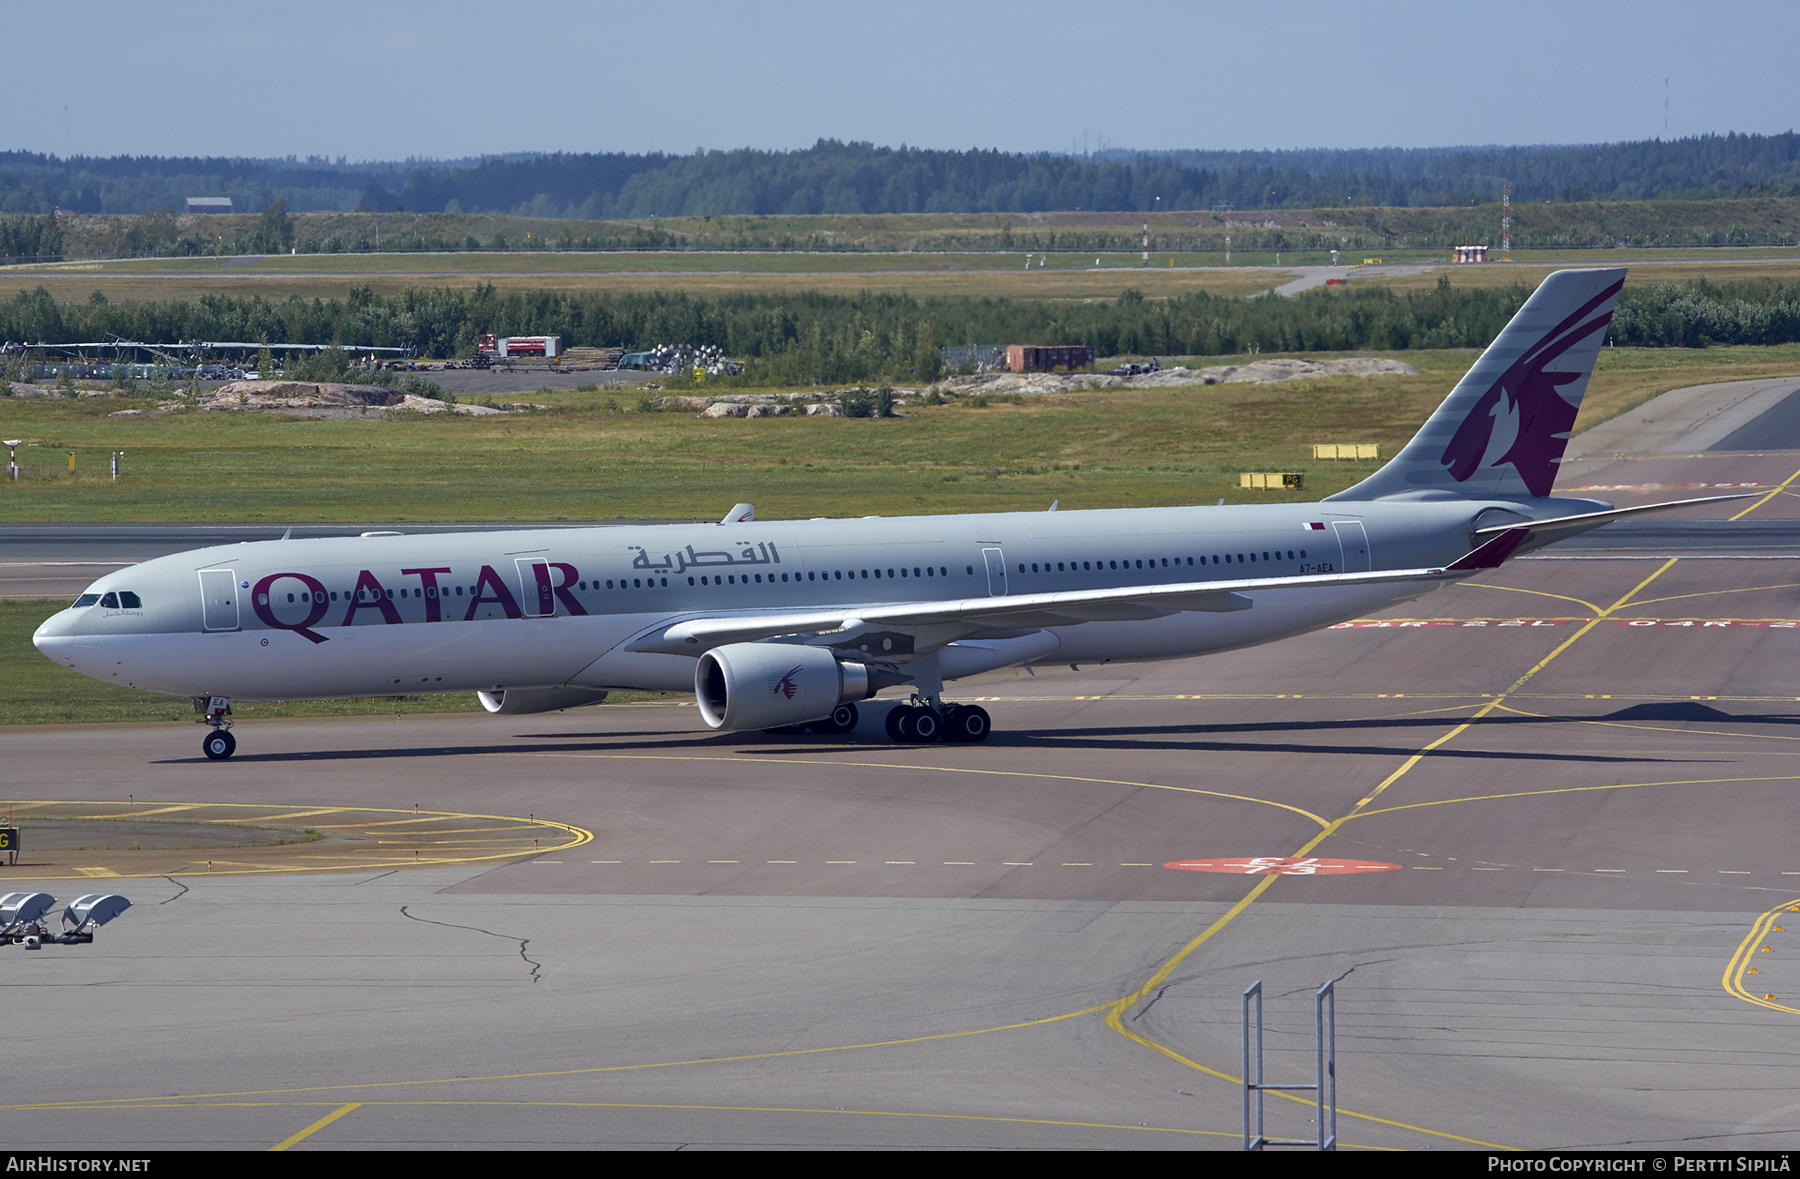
[1165, 856, 1404, 876]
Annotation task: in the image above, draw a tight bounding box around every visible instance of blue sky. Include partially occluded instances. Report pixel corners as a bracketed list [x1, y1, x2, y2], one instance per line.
[8, 1, 1794, 159]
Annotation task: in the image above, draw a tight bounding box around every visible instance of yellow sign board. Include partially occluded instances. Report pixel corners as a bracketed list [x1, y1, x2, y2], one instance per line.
[1240, 472, 1304, 490]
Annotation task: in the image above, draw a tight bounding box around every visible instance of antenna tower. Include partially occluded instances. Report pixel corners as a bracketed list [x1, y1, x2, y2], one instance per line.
[1501, 178, 1511, 261]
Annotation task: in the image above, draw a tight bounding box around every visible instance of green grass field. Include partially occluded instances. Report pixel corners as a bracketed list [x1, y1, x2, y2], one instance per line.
[0, 259, 1296, 304]
[48, 243, 1781, 275]
[6, 346, 1799, 526]
[11, 242, 1800, 307]
[0, 357, 1476, 524]
[1372, 258, 1800, 293]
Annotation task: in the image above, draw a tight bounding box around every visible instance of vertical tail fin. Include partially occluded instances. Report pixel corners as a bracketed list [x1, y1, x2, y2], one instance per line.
[1328, 268, 1626, 502]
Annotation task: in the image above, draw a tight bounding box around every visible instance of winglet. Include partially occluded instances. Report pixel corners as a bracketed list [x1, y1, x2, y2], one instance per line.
[720, 503, 754, 525]
[1447, 526, 1530, 572]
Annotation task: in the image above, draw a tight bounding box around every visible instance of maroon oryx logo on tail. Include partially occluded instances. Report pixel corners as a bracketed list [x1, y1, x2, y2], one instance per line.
[771, 666, 802, 699]
[1440, 276, 1624, 498]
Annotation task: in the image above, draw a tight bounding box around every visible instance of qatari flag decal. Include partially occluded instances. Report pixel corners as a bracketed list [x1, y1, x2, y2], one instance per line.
[1304, 522, 1326, 531]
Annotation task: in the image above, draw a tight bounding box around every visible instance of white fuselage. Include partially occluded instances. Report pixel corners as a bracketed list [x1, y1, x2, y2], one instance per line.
[31, 498, 1536, 704]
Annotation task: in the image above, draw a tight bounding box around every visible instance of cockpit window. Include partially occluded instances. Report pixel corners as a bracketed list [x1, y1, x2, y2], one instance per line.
[100, 593, 119, 608]
[118, 591, 142, 609]
[72, 594, 100, 608]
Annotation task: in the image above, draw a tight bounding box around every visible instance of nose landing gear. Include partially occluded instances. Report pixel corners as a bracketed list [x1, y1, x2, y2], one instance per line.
[195, 696, 235, 760]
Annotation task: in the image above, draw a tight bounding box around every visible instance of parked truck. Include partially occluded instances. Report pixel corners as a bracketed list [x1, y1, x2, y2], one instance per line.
[476, 334, 561, 360]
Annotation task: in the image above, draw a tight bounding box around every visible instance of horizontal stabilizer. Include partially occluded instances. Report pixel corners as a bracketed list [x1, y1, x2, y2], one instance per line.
[1448, 527, 1529, 571]
[1472, 494, 1754, 538]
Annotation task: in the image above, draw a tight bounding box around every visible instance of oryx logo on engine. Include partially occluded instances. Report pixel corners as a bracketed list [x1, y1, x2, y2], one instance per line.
[771, 666, 803, 699]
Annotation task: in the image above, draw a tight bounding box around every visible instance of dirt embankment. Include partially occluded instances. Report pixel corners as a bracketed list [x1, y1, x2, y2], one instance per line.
[96, 380, 529, 419]
[947, 356, 1420, 395]
[650, 357, 1421, 415]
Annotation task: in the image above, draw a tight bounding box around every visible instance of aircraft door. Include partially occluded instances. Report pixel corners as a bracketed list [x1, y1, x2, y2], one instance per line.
[198, 569, 239, 631]
[982, 548, 1009, 596]
[1332, 520, 1371, 573]
[515, 559, 555, 617]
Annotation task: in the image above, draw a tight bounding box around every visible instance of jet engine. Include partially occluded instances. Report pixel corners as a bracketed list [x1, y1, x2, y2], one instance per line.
[478, 687, 612, 715]
[695, 643, 872, 731]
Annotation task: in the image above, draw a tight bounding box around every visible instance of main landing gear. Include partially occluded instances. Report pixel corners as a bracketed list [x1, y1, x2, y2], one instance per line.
[886, 698, 991, 744]
[762, 699, 992, 743]
[197, 696, 235, 760]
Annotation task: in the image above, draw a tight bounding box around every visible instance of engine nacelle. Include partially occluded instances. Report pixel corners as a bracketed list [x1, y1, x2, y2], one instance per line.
[478, 687, 611, 715]
[695, 643, 871, 731]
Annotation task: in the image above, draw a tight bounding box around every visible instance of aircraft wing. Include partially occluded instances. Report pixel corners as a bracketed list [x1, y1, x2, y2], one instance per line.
[625, 545, 1512, 657]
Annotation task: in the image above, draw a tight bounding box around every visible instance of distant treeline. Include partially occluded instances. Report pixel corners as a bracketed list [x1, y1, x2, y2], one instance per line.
[0, 210, 61, 261]
[5, 279, 1798, 381]
[1127, 136, 1800, 207]
[0, 153, 453, 217]
[6, 134, 1800, 218]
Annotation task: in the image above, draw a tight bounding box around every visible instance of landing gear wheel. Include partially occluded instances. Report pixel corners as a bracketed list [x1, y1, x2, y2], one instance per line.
[887, 706, 942, 744]
[202, 730, 236, 760]
[823, 703, 859, 734]
[944, 705, 991, 743]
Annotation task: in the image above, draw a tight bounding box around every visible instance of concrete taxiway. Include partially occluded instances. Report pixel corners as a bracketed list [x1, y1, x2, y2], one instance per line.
[6, 374, 1800, 1149]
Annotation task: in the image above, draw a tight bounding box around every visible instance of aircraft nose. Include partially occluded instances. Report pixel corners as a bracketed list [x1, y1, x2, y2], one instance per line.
[33, 609, 82, 663]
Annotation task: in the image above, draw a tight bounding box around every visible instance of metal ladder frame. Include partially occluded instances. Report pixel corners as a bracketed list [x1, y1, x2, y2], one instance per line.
[1242, 979, 1337, 1150]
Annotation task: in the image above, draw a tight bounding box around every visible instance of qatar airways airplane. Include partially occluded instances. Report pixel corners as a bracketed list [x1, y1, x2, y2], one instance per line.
[33, 268, 1732, 759]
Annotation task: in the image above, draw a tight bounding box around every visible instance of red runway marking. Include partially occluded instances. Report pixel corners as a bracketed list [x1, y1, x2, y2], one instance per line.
[1330, 619, 1800, 629]
[1612, 619, 1799, 628]
[1330, 619, 1575, 628]
[1164, 856, 1403, 876]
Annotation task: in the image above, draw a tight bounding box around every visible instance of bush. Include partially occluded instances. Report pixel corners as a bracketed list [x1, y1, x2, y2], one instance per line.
[287, 347, 352, 382]
[838, 386, 897, 418]
[400, 374, 445, 400]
